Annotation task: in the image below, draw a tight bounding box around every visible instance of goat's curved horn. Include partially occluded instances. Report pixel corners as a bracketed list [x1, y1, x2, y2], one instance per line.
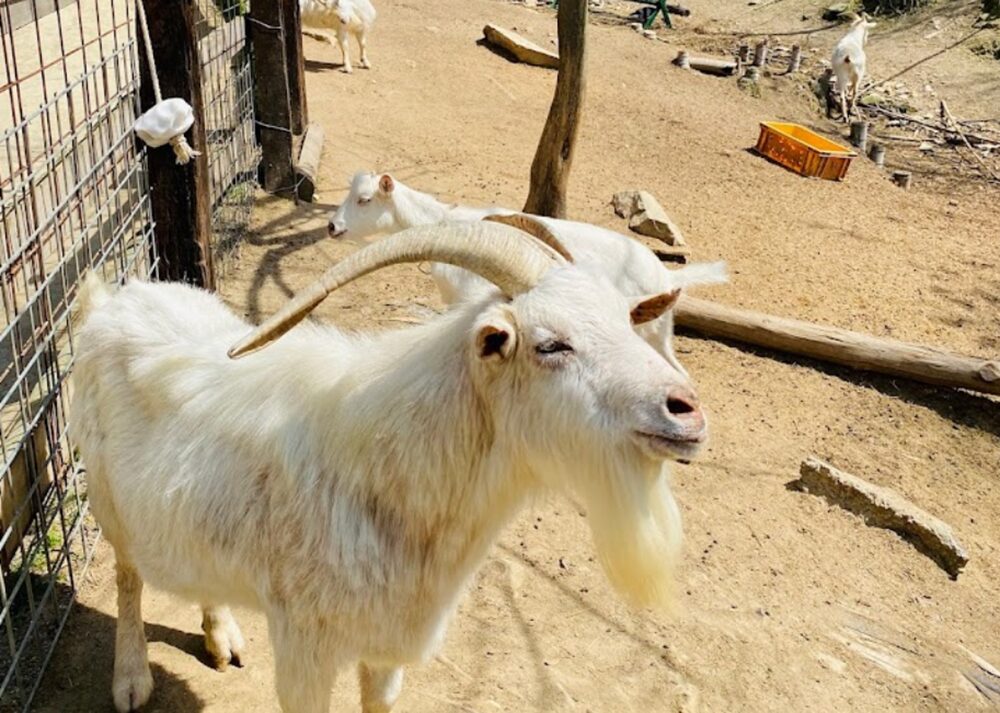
[484, 214, 575, 263]
[228, 221, 561, 358]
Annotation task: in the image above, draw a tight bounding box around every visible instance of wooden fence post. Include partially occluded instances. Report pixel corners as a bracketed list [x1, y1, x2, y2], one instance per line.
[281, 0, 307, 134]
[248, 1, 295, 193]
[137, 0, 215, 289]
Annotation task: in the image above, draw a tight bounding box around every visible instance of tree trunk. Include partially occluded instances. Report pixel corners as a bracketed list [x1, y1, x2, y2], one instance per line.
[523, 0, 587, 218]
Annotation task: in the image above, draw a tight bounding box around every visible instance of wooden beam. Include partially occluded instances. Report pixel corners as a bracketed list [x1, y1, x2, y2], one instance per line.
[294, 122, 325, 202]
[523, 0, 587, 218]
[248, 1, 295, 193]
[137, 0, 214, 289]
[282, 0, 307, 134]
[674, 296, 1000, 396]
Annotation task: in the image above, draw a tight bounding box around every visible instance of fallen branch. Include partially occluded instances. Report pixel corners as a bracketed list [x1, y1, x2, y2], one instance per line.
[795, 457, 969, 578]
[940, 100, 1000, 182]
[674, 296, 1000, 396]
[863, 105, 994, 146]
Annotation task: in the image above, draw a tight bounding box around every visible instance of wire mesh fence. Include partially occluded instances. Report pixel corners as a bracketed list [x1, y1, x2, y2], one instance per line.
[196, 0, 258, 274]
[0, 0, 257, 708]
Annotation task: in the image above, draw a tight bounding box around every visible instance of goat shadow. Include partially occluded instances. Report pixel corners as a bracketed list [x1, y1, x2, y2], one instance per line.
[28, 587, 207, 712]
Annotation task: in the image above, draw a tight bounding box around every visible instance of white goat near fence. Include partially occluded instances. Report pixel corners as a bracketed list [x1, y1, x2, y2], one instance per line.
[831, 14, 877, 121]
[300, 0, 375, 73]
[328, 171, 726, 372]
[71, 221, 710, 713]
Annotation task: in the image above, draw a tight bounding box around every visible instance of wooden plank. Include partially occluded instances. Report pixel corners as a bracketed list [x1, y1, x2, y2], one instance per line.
[282, 0, 308, 134]
[482, 24, 560, 69]
[294, 122, 325, 202]
[674, 296, 1000, 396]
[137, 0, 214, 288]
[248, 1, 295, 193]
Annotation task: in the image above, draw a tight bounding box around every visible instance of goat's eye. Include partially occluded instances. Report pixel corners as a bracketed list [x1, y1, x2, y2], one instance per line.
[535, 340, 573, 355]
[357, 197, 371, 205]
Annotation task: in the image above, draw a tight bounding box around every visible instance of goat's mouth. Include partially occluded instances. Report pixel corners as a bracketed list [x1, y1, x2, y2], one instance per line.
[633, 430, 706, 461]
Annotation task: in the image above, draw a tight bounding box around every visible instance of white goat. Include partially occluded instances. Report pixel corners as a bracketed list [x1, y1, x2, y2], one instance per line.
[300, 0, 375, 73]
[831, 14, 877, 122]
[71, 222, 709, 713]
[328, 171, 726, 373]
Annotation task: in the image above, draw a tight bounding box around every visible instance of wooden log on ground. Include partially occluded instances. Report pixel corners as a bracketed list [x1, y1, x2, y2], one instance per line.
[482, 24, 559, 69]
[294, 123, 325, 202]
[684, 55, 738, 76]
[674, 296, 1000, 396]
[795, 457, 968, 578]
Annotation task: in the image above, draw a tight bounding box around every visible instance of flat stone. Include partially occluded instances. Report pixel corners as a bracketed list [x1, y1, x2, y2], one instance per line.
[612, 190, 686, 247]
[482, 24, 559, 69]
[796, 457, 969, 578]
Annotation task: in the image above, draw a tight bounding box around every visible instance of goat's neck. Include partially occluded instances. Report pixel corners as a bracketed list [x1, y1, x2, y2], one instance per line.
[309, 307, 531, 591]
[391, 184, 455, 229]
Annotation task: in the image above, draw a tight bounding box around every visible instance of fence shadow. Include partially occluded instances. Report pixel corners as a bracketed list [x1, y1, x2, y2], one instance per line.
[30, 594, 206, 712]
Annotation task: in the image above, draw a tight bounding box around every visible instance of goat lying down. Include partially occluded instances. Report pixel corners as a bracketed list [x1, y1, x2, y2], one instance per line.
[328, 171, 727, 373]
[72, 222, 711, 713]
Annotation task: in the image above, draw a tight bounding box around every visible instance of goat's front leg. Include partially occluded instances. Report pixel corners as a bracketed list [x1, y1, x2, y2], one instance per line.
[337, 25, 353, 73]
[357, 30, 371, 69]
[269, 613, 335, 713]
[112, 559, 154, 712]
[202, 605, 246, 671]
[359, 663, 404, 713]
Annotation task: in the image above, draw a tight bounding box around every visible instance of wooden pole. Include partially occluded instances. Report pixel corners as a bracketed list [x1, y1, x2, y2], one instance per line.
[137, 0, 214, 289]
[248, 2, 296, 193]
[849, 121, 869, 152]
[674, 296, 1000, 396]
[891, 170, 912, 189]
[281, 0, 307, 134]
[752, 39, 769, 67]
[523, 0, 586, 219]
[786, 44, 802, 73]
[868, 143, 886, 167]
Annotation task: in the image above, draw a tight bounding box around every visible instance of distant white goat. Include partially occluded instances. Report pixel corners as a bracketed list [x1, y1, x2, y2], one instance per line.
[300, 0, 375, 73]
[328, 171, 726, 373]
[72, 221, 709, 712]
[831, 14, 877, 121]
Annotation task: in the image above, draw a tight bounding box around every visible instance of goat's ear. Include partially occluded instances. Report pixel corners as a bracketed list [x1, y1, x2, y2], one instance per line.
[379, 174, 395, 195]
[475, 312, 517, 362]
[630, 290, 680, 325]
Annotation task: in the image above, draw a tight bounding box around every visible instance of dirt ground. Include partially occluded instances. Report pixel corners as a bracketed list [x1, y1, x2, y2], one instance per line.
[34, 0, 1000, 711]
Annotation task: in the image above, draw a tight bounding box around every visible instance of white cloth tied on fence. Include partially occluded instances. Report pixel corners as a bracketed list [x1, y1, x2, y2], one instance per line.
[134, 98, 201, 165]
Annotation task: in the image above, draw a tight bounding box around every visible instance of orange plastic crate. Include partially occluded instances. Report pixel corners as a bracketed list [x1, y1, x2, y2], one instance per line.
[755, 122, 857, 180]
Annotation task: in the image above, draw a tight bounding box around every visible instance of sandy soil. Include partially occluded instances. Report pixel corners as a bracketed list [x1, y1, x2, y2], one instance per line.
[34, 0, 1000, 711]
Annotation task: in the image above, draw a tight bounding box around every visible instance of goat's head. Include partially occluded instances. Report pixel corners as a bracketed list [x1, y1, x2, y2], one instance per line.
[328, 171, 399, 239]
[847, 12, 877, 41]
[229, 221, 708, 607]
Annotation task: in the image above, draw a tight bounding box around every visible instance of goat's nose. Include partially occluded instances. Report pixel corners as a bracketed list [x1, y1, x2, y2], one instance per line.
[328, 221, 345, 238]
[664, 386, 705, 433]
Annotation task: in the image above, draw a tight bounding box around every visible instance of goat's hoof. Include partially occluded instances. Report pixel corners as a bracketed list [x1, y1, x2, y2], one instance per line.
[204, 623, 246, 672]
[360, 60, 371, 69]
[341, 66, 354, 74]
[112, 666, 154, 712]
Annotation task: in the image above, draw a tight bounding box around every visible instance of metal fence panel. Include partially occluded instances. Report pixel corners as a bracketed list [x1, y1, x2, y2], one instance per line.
[0, 0, 257, 708]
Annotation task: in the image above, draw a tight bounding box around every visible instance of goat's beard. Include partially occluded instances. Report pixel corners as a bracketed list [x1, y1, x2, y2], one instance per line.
[581, 463, 683, 610]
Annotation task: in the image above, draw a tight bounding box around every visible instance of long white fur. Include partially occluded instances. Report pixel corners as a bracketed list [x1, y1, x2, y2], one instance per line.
[328, 172, 727, 371]
[300, 0, 376, 73]
[71, 256, 706, 712]
[831, 15, 877, 121]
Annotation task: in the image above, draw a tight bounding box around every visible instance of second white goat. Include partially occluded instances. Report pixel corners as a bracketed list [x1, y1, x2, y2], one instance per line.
[300, 0, 375, 73]
[831, 14, 877, 121]
[328, 171, 726, 371]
